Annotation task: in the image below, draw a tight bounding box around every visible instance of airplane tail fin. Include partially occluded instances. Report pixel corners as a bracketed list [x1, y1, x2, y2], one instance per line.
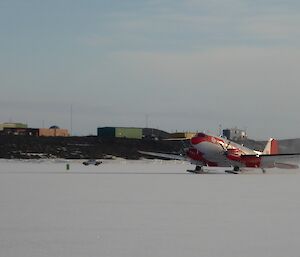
[263, 138, 279, 155]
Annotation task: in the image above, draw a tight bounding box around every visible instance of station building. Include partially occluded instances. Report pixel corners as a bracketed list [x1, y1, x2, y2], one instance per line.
[98, 127, 143, 139]
[97, 127, 170, 140]
[0, 122, 69, 137]
[0, 122, 28, 131]
[1, 127, 39, 136]
[169, 132, 197, 140]
[39, 126, 70, 137]
[223, 128, 247, 141]
[0, 122, 36, 136]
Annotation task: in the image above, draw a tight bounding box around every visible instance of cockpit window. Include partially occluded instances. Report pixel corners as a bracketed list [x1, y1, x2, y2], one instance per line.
[197, 133, 206, 137]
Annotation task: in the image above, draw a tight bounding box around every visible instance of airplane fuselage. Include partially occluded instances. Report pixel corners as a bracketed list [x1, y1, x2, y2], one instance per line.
[139, 132, 299, 172]
[187, 133, 261, 169]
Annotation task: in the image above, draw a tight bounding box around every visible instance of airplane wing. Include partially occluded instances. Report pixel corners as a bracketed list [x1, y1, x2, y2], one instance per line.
[139, 151, 187, 161]
[260, 153, 300, 169]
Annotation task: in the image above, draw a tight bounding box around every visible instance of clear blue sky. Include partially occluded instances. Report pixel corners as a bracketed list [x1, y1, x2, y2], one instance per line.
[1, 0, 300, 139]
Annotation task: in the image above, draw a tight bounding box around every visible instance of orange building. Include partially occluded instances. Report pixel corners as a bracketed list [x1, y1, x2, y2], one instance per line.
[39, 127, 70, 137]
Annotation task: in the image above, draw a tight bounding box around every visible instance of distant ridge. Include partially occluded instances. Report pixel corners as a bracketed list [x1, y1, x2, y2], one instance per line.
[1, 135, 300, 160]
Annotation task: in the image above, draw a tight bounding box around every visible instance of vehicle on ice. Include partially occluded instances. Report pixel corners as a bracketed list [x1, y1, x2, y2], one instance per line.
[82, 159, 102, 166]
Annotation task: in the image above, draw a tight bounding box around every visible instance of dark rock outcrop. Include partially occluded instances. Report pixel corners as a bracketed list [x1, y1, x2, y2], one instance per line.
[1, 135, 300, 160]
[0, 135, 183, 159]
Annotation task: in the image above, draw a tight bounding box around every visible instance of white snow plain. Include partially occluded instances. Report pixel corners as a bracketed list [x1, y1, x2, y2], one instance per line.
[1, 159, 300, 257]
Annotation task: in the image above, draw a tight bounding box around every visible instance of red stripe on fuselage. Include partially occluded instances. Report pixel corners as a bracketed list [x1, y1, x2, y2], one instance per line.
[186, 147, 218, 166]
[240, 155, 261, 168]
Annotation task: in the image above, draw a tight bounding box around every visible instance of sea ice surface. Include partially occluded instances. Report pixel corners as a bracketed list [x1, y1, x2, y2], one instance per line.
[0, 159, 300, 257]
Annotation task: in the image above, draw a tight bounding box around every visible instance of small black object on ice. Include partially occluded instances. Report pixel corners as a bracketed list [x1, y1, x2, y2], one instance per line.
[82, 159, 102, 166]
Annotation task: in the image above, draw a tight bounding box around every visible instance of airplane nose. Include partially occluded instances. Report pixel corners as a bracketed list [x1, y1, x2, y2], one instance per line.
[190, 133, 206, 145]
[191, 137, 203, 145]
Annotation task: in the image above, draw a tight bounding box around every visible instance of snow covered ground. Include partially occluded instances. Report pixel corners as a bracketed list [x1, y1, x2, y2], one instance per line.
[1, 159, 300, 257]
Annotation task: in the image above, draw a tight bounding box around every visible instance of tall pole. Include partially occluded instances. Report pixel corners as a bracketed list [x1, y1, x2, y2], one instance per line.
[70, 104, 73, 136]
[145, 114, 149, 128]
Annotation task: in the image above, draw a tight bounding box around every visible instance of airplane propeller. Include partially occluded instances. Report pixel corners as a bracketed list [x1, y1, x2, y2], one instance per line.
[219, 141, 231, 156]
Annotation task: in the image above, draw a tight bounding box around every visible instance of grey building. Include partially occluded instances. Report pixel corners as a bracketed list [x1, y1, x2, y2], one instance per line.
[223, 128, 247, 141]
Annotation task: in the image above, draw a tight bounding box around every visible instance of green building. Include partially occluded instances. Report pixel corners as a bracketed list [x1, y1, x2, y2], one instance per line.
[0, 122, 28, 131]
[98, 127, 143, 139]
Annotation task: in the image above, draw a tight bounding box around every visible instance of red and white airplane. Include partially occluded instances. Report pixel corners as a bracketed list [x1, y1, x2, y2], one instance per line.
[140, 132, 300, 174]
